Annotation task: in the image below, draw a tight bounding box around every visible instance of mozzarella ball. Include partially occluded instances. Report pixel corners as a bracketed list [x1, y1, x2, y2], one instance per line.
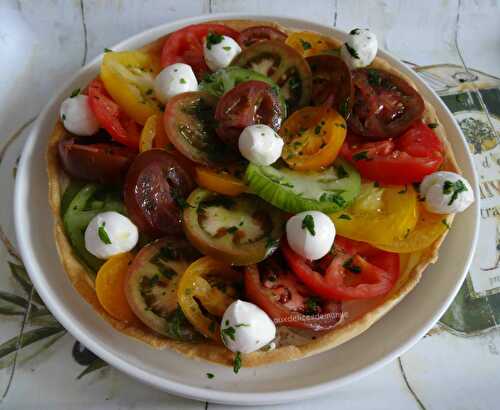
[154, 63, 198, 103]
[420, 171, 474, 214]
[84, 211, 139, 259]
[238, 124, 284, 166]
[286, 211, 336, 260]
[59, 94, 99, 136]
[204, 35, 241, 72]
[340, 28, 378, 69]
[221, 300, 276, 354]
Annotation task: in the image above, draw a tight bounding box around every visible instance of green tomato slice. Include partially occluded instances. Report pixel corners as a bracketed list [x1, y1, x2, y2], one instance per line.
[245, 159, 361, 213]
[183, 189, 284, 265]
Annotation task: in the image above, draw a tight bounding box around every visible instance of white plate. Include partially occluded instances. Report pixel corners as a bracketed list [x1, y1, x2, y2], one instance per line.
[14, 14, 479, 406]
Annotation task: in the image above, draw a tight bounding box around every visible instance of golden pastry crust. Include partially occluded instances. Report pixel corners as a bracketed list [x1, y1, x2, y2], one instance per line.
[47, 19, 459, 368]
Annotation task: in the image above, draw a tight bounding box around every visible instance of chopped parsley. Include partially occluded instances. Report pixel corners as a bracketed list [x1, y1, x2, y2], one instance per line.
[171, 188, 191, 209]
[265, 237, 280, 251]
[235, 323, 250, 328]
[350, 28, 361, 35]
[367, 69, 382, 87]
[206, 373, 215, 379]
[398, 185, 408, 194]
[179, 78, 187, 84]
[208, 321, 216, 333]
[61, 114, 66, 121]
[98, 222, 112, 245]
[352, 151, 369, 161]
[158, 265, 177, 279]
[70, 88, 80, 98]
[345, 42, 359, 59]
[442, 219, 450, 229]
[222, 46, 231, 51]
[227, 226, 239, 234]
[443, 179, 468, 205]
[206, 32, 224, 50]
[343, 257, 361, 273]
[104, 47, 112, 53]
[314, 124, 322, 134]
[428, 123, 438, 129]
[145, 88, 153, 95]
[374, 181, 380, 187]
[339, 214, 351, 220]
[339, 99, 349, 118]
[300, 39, 312, 50]
[233, 352, 242, 374]
[221, 326, 236, 342]
[302, 214, 316, 236]
[336, 164, 348, 179]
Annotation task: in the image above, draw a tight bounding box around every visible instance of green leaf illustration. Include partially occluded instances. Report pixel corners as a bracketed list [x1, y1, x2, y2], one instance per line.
[76, 357, 108, 379]
[0, 325, 65, 359]
[8, 262, 45, 306]
[0, 305, 24, 316]
[0, 291, 30, 309]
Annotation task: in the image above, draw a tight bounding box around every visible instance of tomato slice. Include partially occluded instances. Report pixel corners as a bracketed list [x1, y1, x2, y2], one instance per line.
[183, 188, 284, 265]
[244, 253, 342, 331]
[330, 183, 418, 244]
[280, 106, 346, 171]
[163, 91, 238, 166]
[282, 237, 400, 300]
[195, 164, 247, 196]
[125, 238, 202, 340]
[88, 78, 141, 149]
[96, 252, 137, 323]
[373, 204, 451, 253]
[215, 80, 284, 146]
[285, 31, 338, 57]
[231, 40, 312, 112]
[307, 55, 353, 118]
[177, 256, 242, 341]
[348, 68, 424, 140]
[160, 23, 240, 79]
[239, 26, 287, 47]
[341, 121, 444, 184]
[58, 128, 136, 184]
[100, 51, 161, 125]
[123, 150, 195, 238]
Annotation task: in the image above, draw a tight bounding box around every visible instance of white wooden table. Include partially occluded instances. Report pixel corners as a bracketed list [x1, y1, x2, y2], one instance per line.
[1, 1, 500, 409]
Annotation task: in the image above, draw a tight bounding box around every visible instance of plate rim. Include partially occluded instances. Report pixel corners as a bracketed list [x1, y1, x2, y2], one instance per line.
[13, 12, 480, 406]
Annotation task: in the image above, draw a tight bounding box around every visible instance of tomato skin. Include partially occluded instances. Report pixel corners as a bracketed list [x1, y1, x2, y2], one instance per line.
[239, 26, 287, 47]
[160, 23, 240, 79]
[341, 122, 444, 184]
[244, 254, 342, 331]
[59, 137, 136, 184]
[348, 68, 424, 140]
[87, 78, 140, 149]
[281, 238, 399, 301]
[123, 149, 195, 238]
[215, 80, 283, 146]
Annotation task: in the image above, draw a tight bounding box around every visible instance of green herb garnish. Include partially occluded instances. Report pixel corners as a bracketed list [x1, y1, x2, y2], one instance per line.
[442, 219, 450, 229]
[428, 123, 438, 129]
[221, 326, 236, 342]
[398, 185, 408, 194]
[300, 39, 312, 50]
[222, 46, 231, 51]
[352, 151, 369, 161]
[343, 257, 361, 273]
[98, 222, 111, 245]
[302, 214, 316, 236]
[339, 214, 351, 220]
[104, 48, 112, 53]
[233, 352, 242, 374]
[345, 43, 359, 59]
[335, 165, 348, 179]
[443, 179, 468, 205]
[70, 88, 80, 98]
[206, 32, 224, 50]
[207, 373, 215, 379]
[367, 69, 382, 87]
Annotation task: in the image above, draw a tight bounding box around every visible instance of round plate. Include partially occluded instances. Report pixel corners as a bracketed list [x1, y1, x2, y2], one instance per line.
[14, 14, 479, 406]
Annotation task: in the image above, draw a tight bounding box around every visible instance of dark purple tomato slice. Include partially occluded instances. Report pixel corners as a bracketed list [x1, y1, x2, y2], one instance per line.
[123, 149, 195, 238]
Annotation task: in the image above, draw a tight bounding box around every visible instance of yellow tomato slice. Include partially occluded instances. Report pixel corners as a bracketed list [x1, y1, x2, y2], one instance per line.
[139, 114, 170, 152]
[280, 106, 346, 171]
[95, 252, 137, 323]
[285, 31, 338, 57]
[177, 256, 241, 341]
[330, 183, 418, 245]
[372, 206, 452, 253]
[100, 50, 161, 125]
[195, 166, 247, 196]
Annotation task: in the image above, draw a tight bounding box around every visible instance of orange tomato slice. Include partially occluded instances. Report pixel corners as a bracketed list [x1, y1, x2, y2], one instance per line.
[285, 31, 338, 57]
[280, 106, 346, 171]
[195, 166, 247, 196]
[95, 252, 137, 323]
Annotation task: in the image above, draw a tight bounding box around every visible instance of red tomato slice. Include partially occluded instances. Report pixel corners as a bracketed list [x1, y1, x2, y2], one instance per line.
[244, 253, 342, 331]
[341, 121, 444, 184]
[160, 23, 240, 79]
[281, 237, 400, 301]
[87, 79, 140, 150]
